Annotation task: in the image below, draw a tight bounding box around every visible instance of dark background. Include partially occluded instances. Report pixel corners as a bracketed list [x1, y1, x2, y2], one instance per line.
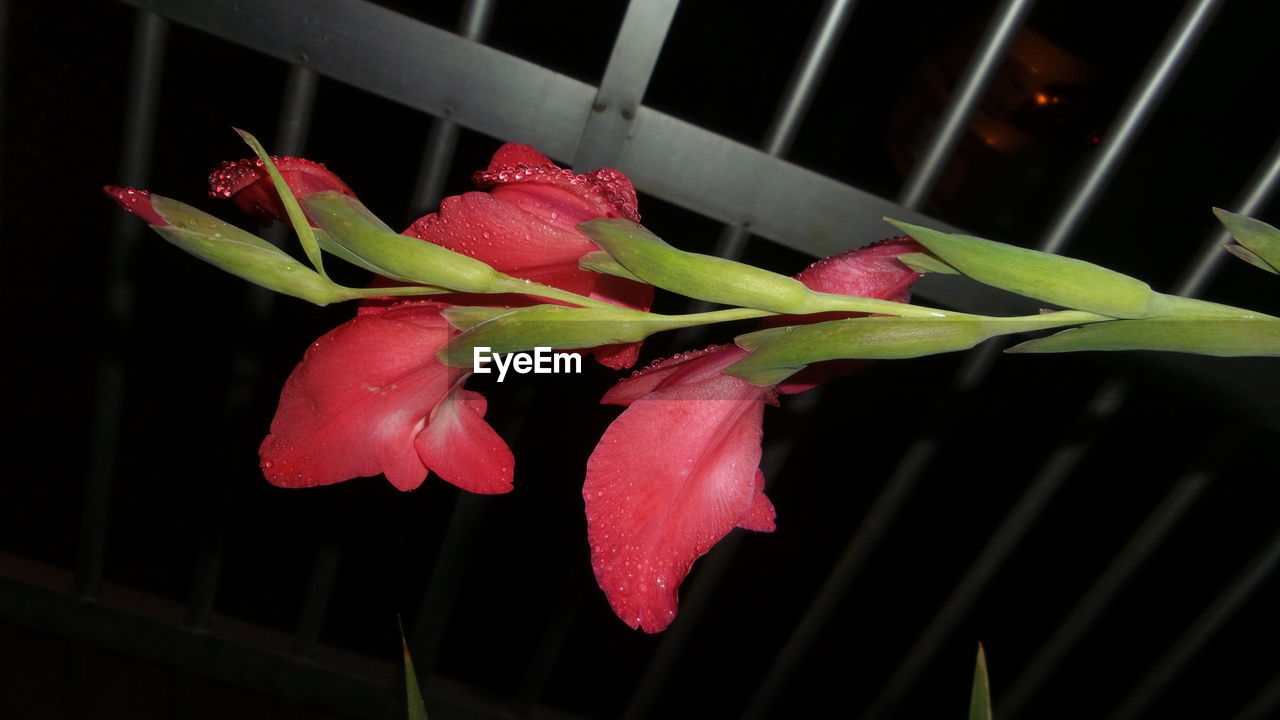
[2, 0, 1278, 718]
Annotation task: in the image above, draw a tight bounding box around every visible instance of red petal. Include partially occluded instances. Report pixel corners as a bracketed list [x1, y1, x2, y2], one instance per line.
[104, 186, 166, 226]
[601, 345, 737, 407]
[405, 190, 594, 281]
[584, 367, 771, 632]
[737, 470, 776, 532]
[795, 237, 923, 300]
[484, 143, 554, 171]
[259, 301, 461, 491]
[415, 388, 514, 494]
[209, 156, 356, 225]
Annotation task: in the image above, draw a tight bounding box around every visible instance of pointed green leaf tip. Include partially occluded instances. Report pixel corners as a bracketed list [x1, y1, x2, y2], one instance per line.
[578, 218, 814, 313]
[969, 644, 993, 720]
[235, 128, 328, 278]
[148, 195, 341, 305]
[727, 313, 1109, 386]
[437, 304, 683, 367]
[302, 191, 504, 292]
[1007, 317, 1280, 356]
[886, 218, 1159, 318]
[1214, 207, 1280, 274]
[401, 632, 428, 720]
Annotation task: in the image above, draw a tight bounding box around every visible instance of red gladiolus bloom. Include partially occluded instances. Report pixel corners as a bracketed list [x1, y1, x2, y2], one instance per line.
[403, 144, 653, 368]
[259, 300, 513, 493]
[212, 143, 653, 368]
[584, 238, 923, 632]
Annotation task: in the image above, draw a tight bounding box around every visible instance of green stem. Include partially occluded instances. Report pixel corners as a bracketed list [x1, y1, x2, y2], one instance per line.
[492, 276, 619, 310]
[801, 290, 967, 318]
[336, 285, 449, 300]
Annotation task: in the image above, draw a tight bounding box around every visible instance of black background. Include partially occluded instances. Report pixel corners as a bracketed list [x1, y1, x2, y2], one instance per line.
[2, 1, 1278, 718]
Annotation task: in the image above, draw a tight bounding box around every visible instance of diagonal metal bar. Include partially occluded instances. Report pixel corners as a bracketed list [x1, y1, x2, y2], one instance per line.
[740, 341, 1001, 720]
[996, 461, 1218, 718]
[1038, 0, 1224, 254]
[623, 390, 822, 720]
[1174, 133, 1280, 297]
[705, 0, 860, 265]
[77, 6, 168, 601]
[675, 0, 860, 349]
[1234, 669, 1280, 720]
[897, 0, 1037, 210]
[572, 0, 679, 170]
[1109, 525, 1280, 720]
[747, 4, 1225, 712]
[868, 125, 1280, 719]
[859, 379, 1129, 720]
[406, 0, 497, 220]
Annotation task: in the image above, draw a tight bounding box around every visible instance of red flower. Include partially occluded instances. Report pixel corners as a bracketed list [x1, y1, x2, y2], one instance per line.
[212, 144, 653, 368]
[403, 144, 653, 368]
[584, 238, 923, 632]
[259, 300, 512, 493]
[208, 155, 356, 225]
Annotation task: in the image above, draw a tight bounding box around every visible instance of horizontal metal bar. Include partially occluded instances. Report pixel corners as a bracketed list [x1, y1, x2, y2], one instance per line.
[407, 0, 497, 218]
[118, 0, 972, 298]
[1, 553, 592, 720]
[123, 0, 594, 161]
[1038, 0, 1223, 253]
[897, 0, 1037, 209]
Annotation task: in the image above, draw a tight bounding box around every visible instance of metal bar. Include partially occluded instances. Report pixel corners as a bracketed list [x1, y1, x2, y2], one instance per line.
[711, 0, 859, 264]
[1110, 525, 1280, 720]
[1037, 0, 1224, 254]
[762, 0, 858, 159]
[896, 0, 1036, 209]
[865, 122, 1279, 717]
[1234, 669, 1280, 720]
[117, 0, 952, 292]
[997, 465, 1217, 718]
[407, 0, 497, 218]
[1174, 133, 1280, 296]
[861, 379, 1129, 720]
[0, 555, 594, 720]
[77, 7, 168, 600]
[572, 0, 680, 170]
[675, 0, 860, 343]
[740, 341, 1001, 720]
[624, 390, 822, 720]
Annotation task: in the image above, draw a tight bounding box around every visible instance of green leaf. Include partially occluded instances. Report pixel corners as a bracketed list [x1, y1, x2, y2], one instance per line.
[898, 252, 961, 275]
[579, 218, 814, 313]
[1007, 317, 1280, 356]
[438, 304, 676, 367]
[1214, 207, 1280, 272]
[728, 313, 1105, 385]
[303, 191, 504, 292]
[440, 306, 519, 331]
[969, 644, 992, 720]
[1224, 244, 1280, 275]
[148, 195, 340, 305]
[579, 250, 644, 282]
[235, 128, 327, 278]
[401, 631, 427, 720]
[887, 219, 1158, 318]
